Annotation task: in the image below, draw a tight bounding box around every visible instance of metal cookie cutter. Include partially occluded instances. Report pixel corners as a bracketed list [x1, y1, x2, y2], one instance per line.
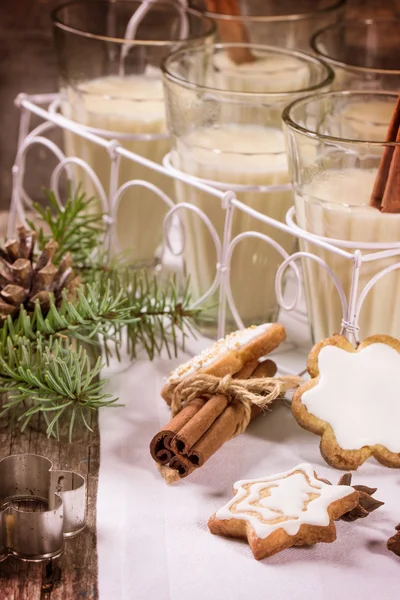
[0, 454, 86, 562]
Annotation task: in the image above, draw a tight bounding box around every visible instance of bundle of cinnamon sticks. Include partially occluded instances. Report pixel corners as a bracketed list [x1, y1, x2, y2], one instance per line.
[150, 358, 277, 479]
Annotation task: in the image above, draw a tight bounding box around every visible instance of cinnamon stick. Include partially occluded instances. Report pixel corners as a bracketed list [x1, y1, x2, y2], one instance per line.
[169, 455, 196, 479]
[168, 361, 276, 475]
[370, 95, 400, 213]
[153, 446, 174, 466]
[187, 358, 277, 468]
[151, 362, 259, 467]
[205, 0, 254, 64]
[171, 394, 229, 455]
[149, 397, 206, 464]
[187, 397, 246, 467]
[252, 359, 277, 379]
[170, 359, 261, 456]
[152, 353, 279, 480]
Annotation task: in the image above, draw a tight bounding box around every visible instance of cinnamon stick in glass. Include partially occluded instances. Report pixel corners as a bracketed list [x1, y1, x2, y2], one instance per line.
[205, 0, 254, 64]
[370, 95, 400, 213]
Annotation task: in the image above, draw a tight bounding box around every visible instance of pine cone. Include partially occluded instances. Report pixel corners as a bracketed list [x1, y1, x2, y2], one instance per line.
[0, 226, 80, 319]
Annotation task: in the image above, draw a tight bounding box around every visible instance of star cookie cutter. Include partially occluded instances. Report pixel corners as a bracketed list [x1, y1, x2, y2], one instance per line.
[0, 454, 86, 562]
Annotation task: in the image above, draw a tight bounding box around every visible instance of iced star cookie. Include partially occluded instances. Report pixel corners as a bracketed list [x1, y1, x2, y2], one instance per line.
[162, 323, 286, 405]
[208, 464, 359, 560]
[292, 334, 400, 470]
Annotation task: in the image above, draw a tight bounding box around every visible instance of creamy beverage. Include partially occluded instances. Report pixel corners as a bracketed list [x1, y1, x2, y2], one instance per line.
[296, 168, 400, 341]
[335, 101, 396, 141]
[212, 52, 310, 93]
[62, 74, 172, 265]
[173, 124, 293, 329]
[164, 42, 333, 333]
[210, 53, 313, 131]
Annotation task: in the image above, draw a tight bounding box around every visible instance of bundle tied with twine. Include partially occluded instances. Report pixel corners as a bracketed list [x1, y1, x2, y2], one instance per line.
[158, 371, 302, 484]
[169, 372, 302, 434]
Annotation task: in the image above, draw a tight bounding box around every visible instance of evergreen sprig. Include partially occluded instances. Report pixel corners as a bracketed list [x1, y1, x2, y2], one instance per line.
[1, 281, 136, 346]
[0, 186, 201, 439]
[92, 268, 200, 361]
[0, 274, 199, 362]
[27, 187, 106, 265]
[0, 336, 117, 441]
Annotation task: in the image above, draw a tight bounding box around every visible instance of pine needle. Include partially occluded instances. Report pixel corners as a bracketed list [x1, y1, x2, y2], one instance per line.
[0, 336, 119, 440]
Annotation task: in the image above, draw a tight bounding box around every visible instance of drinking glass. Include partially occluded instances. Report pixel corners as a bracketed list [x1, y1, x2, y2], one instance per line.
[162, 43, 333, 334]
[191, 0, 346, 50]
[53, 0, 215, 266]
[283, 90, 400, 343]
[311, 18, 400, 90]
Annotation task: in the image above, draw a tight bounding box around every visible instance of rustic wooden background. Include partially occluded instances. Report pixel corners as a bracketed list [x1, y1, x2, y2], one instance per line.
[0, 0, 399, 598]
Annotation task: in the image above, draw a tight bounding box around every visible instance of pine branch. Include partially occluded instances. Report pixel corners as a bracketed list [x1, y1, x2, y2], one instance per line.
[1, 185, 204, 440]
[0, 281, 136, 346]
[27, 186, 106, 265]
[0, 336, 118, 440]
[0, 274, 200, 362]
[88, 268, 201, 360]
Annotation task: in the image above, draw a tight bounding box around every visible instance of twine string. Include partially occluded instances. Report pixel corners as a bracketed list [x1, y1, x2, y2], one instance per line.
[168, 373, 303, 436]
[159, 372, 302, 484]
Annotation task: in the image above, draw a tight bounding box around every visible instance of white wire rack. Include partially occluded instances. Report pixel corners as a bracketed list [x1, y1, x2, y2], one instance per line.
[10, 92, 400, 357]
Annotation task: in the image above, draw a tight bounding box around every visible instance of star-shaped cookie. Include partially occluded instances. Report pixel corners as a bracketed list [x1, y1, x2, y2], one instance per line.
[208, 464, 359, 560]
[292, 334, 400, 470]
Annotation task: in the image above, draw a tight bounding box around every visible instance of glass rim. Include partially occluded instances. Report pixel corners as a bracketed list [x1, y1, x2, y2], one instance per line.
[311, 17, 400, 75]
[191, 0, 346, 23]
[282, 89, 400, 146]
[52, 0, 216, 46]
[162, 43, 335, 98]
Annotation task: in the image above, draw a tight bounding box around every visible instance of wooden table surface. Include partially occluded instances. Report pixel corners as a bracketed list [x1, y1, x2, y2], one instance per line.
[0, 1, 398, 598]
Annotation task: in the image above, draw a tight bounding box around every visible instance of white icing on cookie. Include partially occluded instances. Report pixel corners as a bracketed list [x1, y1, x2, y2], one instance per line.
[302, 343, 400, 453]
[215, 463, 353, 539]
[168, 324, 272, 381]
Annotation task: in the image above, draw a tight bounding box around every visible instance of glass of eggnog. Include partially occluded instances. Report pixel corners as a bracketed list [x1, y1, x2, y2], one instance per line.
[191, 0, 346, 50]
[283, 90, 400, 343]
[311, 17, 400, 90]
[162, 43, 333, 334]
[52, 0, 215, 266]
